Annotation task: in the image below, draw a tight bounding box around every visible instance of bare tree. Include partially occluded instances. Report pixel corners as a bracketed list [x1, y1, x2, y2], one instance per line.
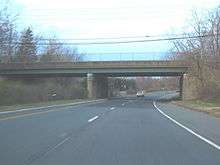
[40, 39, 83, 62]
[169, 8, 220, 99]
[0, 3, 18, 63]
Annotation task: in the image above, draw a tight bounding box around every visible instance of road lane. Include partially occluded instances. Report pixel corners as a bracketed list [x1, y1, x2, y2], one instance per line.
[31, 99, 220, 165]
[0, 100, 111, 165]
[0, 95, 220, 165]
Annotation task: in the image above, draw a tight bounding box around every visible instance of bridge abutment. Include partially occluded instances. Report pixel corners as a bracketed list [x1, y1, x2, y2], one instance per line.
[87, 73, 108, 99]
[182, 74, 200, 100]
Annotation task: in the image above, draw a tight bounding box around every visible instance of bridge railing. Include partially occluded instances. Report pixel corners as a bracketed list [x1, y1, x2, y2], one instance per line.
[0, 61, 190, 70]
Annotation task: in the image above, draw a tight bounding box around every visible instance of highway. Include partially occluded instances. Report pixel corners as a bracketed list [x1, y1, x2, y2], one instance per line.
[0, 91, 220, 165]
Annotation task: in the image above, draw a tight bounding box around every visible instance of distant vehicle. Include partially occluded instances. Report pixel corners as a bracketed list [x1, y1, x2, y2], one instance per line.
[136, 91, 144, 97]
[52, 93, 57, 97]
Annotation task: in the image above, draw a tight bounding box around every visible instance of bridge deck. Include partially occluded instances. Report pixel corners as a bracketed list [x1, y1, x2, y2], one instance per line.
[0, 61, 190, 77]
[0, 61, 190, 69]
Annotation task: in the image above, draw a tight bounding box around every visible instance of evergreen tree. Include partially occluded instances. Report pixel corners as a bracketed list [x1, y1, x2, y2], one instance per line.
[17, 27, 37, 63]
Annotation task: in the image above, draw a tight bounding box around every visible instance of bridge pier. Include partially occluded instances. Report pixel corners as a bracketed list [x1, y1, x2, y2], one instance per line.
[87, 73, 95, 99]
[87, 73, 108, 99]
[179, 75, 184, 99]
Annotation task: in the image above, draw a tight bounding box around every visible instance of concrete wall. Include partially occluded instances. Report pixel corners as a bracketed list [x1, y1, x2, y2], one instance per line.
[87, 74, 108, 99]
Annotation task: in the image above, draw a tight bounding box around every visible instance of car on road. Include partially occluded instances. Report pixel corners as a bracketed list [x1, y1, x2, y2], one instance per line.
[136, 91, 144, 97]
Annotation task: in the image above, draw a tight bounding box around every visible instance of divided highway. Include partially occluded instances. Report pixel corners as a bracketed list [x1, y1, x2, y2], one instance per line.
[0, 92, 220, 165]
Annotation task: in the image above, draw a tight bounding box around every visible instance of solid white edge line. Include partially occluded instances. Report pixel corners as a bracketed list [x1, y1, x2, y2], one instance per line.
[0, 99, 105, 115]
[153, 101, 220, 150]
[88, 115, 99, 123]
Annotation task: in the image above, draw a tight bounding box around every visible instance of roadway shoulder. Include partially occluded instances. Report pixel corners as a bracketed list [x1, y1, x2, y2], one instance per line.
[172, 101, 220, 118]
[0, 99, 106, 115]
[154, 102, 220, 147]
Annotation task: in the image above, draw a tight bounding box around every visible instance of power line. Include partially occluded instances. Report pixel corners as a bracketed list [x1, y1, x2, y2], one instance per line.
[38, 33, 191, 41]
[22, 33, 198, 42]
[83, 52, 164, 54]
[0, 34, 218, 45]
[39, 35, 151, 41]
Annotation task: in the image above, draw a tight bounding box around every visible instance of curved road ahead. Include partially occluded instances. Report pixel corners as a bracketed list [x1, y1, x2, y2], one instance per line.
[0, 91, 220, 165]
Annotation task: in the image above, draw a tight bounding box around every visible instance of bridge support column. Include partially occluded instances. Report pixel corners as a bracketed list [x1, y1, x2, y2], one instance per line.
[87, 73, 95, 99]
[87, 73, 108, 99]
[179, 75, 184, 100]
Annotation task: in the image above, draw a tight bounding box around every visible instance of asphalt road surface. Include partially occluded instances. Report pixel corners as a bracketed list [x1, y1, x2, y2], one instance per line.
[0, 91, 220, 165]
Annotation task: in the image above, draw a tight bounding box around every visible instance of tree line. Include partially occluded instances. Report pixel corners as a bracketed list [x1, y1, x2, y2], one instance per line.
[0, 4, 86, 105]
[169, 7, 220, 100]
[0, 5, 83, 63]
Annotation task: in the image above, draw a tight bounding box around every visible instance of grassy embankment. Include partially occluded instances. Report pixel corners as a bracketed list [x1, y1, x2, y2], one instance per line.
[173, 99, 220, 118]
[0, 78, 88, 112]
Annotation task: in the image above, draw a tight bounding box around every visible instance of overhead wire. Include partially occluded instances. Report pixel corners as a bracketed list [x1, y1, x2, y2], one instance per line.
[39, 35, 151, 41]
[0, 34, 217, 45]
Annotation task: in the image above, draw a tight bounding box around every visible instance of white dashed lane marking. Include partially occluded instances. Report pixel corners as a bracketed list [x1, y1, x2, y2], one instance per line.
[88, 116, 99, 123]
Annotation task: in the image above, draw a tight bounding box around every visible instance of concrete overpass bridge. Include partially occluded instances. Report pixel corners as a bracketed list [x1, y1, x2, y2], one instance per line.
[0, 61, 190, 99]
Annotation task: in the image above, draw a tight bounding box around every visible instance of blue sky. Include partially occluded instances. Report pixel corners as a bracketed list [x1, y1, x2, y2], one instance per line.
[2, 0, 220, 60]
